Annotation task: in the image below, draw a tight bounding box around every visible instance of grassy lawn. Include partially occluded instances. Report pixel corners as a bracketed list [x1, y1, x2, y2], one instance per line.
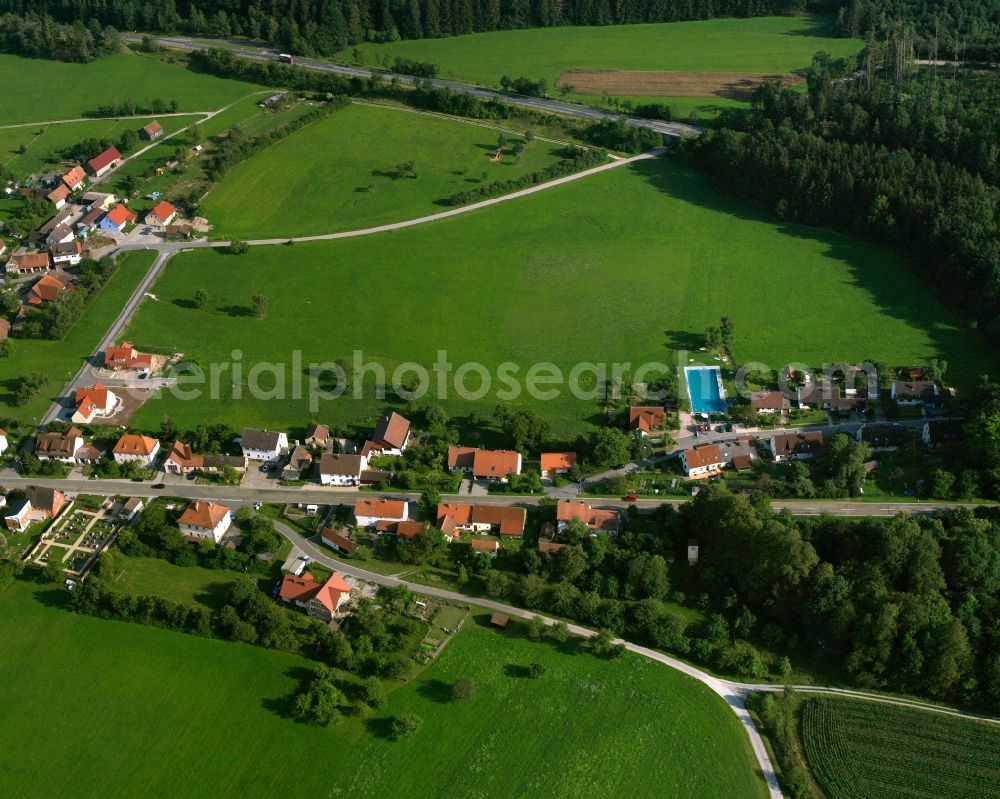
[350, 15, 862, 110]
[114, 555, 242, 609]
[124, 157, 995, 438]
[0, 115, 203, 177]
[0, 581, 769, 798]
[800, 696, 1000, 799]
[0, 51, 261, 124]
[0, 249, 156, 426]
[201, 101, 577, 238]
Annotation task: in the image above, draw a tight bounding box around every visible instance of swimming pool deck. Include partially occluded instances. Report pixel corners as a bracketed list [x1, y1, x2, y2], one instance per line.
[685, 365, 727, 415]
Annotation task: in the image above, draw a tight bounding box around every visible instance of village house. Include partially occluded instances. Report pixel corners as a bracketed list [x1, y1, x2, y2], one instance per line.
[140, 120, 163, 140]
[163, 222, 193, 240]
[46, 183, 70, 209]
[240, 427, 288, 461]
[201, 454, 248, 474]
[556, 499, 620, 534]
[100, 204, 136, 234]
[717, 436, 755, 471]
[85, 146, 122, 178]
[770, 431, 824, 462]
[278, 571, 352, 622]
[145, 200, 177, 227]
[361, 412, 411, 458]
[120, 497, 144, 521]
[922, 419, 964, 447]
[35, 427, 83, 462]
[61, 165, 87, 191]
[112, 433, 160, 467]
[318, 453, 367, 486]
[320, 526, 356, 554]
[891, 380, 940, 408]
[797, 377, 867, 416]
[28, 208, 73, 247]
[540, 452, 576, 476]
[377, 519, 425, 541]
[629, 405, 666, 434]
[751, 390, 791, 414]
[82, 191, 116, 210]
[680, 443, 726, 478]
[305, 423, 330, 447]
[177, 500, 232, 544]
[470, 538, 499, 556]
[27, 274, 71, 306]
[104, 341, 153, 371]
[0, 429, 7, 456]
[354, 497, 408, 528]
[446, 446, 522, 481]
[4, 499, 32, 532]
[6, 251, 52, 275]
[282, 444, 312, 480]
[72, 383, 119, 424]
[436, 502, 526, 538]
[857, 424, 910, 453]
[50, 239, 83, 267]
[27, 486, 67, 521]
[76, 207, 105, 236]
[74, 444, 105, 465]
[163, 440, 202, 474]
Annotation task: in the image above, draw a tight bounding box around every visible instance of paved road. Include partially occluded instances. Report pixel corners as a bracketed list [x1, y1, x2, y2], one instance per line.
[122, 34, 701, 140]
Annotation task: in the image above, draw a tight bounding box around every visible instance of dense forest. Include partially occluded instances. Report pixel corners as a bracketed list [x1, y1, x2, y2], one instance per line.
[682, 55, 1000, 342]
[0, 12, 118, 62]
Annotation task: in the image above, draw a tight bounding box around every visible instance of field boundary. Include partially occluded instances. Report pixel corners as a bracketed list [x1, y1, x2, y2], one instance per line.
[556, 68, 803, 99]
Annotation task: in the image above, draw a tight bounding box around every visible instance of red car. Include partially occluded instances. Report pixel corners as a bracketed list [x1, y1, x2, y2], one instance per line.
[624, 493, 638, 502]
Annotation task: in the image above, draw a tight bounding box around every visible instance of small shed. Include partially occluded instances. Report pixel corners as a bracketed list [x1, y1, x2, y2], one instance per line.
[489, 613, 509, 629]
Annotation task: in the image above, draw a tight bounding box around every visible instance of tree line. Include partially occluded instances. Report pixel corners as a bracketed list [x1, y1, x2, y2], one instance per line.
[0, 11, 118, 62]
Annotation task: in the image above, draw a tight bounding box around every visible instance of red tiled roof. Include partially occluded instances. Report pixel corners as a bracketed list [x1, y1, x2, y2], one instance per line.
[74, 383, 111, 410]
[472, 449, 520, 478]
[178, 500, 229, 530]
[28, 273, 67, 304]
[104, 341, 153, 369]
[113, 433, 159, 456]
[10, 252, 51, 272]
[354, 497, 407, 520]
[62, 165, 86, 188]
[142, 120, 163, 136]
[166, 440, 204, 469]
[541, 452, 576, 472]
[470, 538, 499, 552]
[320, 527, 356, 552]
[629, 406, 665, 432]
[436, 502, 526, 537]
[557, 499, 619, 533]
[751, 391, 790, 411]
[105, 204, 136, 227]
[47, 184, 70, 204]
[683, 443, 723, 470]
[87, 146, 121, 173]
[279, 571, 351, 613]
[371, 412, 410, 450]
[447, 445, 477, 469]
[148, 200, 177, 222]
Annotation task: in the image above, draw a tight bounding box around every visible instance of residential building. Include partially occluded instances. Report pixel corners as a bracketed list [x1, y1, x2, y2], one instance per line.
[361, 412, 411, 458]
[240, 427, 288, 461]
[140, 120, 163, 140]
[320, 527, 356, 554]
[145, 200, 177, 227]
[770, 431, 824, 462]
[100, 204, 136, 233]
[540, 452, 576, 476]
[26, 486, 67, 521]
[751, 391, 790, 413]
[35, 427, 83, 462]
[103, 341, 153, 371]
[436, 502, 526, 538]
[82, 191, 116, 210]
[4, 500, 32, 532]
[112, 434, 160, 467]
[278, 571, 352, 622]
[201, 454, 247, 474]
[0, 429, 7, 456]
[76, 207, 104, 236]
[378, 520, 425, 541]
[716, 436, 755, 471]
[629, 406, 666, 434]
[72, 383, 119, 424]
[163, 222, 192, 239]
[891, 381, 940, 408]
[922, 419, 964, 447]
[282, 444, 312, 480]
[354, 497, 408, 528]
[50, 239, 83, 266]
[6, 251, 52, 275]
[163, 440, 202, 474]
[28, 208, 73, 247]
[318, 453, 367, 486]
[85, 146, 122, 177]
[74, 444, 105, 465]
[61, 165, 87, 191]
[46, 224, 75, 246]
[470, 538, 499, 556]
[46, 183, 70, 209]
[446, 446, 522, 481]
[305, 423, 330, 447]
[27, 273, 71, 306]
[556, 499, 620, 534]
[680, 443, 726, 478]
[120, 497, 143, 521]
[177, 500, 232, 544]
[858, 424, 909, 452]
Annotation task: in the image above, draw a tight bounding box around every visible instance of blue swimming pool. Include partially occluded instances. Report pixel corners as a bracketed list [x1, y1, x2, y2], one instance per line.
[685, 366, 727, 415]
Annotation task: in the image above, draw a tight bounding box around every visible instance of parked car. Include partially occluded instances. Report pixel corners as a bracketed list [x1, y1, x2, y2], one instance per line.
[624, 493, 638, 502]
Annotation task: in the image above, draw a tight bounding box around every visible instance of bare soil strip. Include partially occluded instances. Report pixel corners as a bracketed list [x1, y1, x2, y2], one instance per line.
[557, 69, 803, 99]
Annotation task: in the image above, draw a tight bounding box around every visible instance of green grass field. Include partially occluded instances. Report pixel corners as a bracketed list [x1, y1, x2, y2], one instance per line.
[0, 250, 156, 426]
[350, 15, 862, 115]
[115, 555, 242, 609]
[0, 581, 768, 798]
[124, 157, 995, 438]
[801, 696, 1000, 799]
[0, 51, 261, 125]
[201, 102, 577, 238]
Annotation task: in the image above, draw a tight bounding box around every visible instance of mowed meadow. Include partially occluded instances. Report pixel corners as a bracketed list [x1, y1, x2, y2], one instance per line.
[124, 157, 994, 437]
[201, 102, 579, 238]
[0, 582, 769, 799]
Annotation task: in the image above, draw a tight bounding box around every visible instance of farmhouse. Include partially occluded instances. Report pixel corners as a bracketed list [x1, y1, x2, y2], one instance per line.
[27, 274, 71, 306]
[140, 120, 163, 140]
[46, 183, 70, 209]
[72, 383, 119, 424]
[112, 434, 160, 467]
[177, 500, 232, 544]
[891, 380, 940, 408]
[100, 204, 136, 233]
[6, 251, 52, 275]
[556, 499, 619, 534]
[86, 146, 122, 178]
[145, 200, 177, 227]
[319, 453, 367, 486]
[446, 446, 522, 481]
[354, 497, 408, 528]
[629, 406, 666, 434]
[436, 502, 526, 538]
[540, 452, 576, 476]
[770, 431, 824, 462]
[751, 391, 790, 413]
[61, 165, 86, 191]
[28, 208, 73, 246]
[680, 443, 726, 478]
[240, 427, 288, 461]
[35, 427, 83, 462]
[50, 239, 83, 267]
[104, 341, 153, 371]
[76, 208, 104, 235]
[923, 419, 964, 446]
[320, 526, 356, 554]
[278, 571, 352, 622]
